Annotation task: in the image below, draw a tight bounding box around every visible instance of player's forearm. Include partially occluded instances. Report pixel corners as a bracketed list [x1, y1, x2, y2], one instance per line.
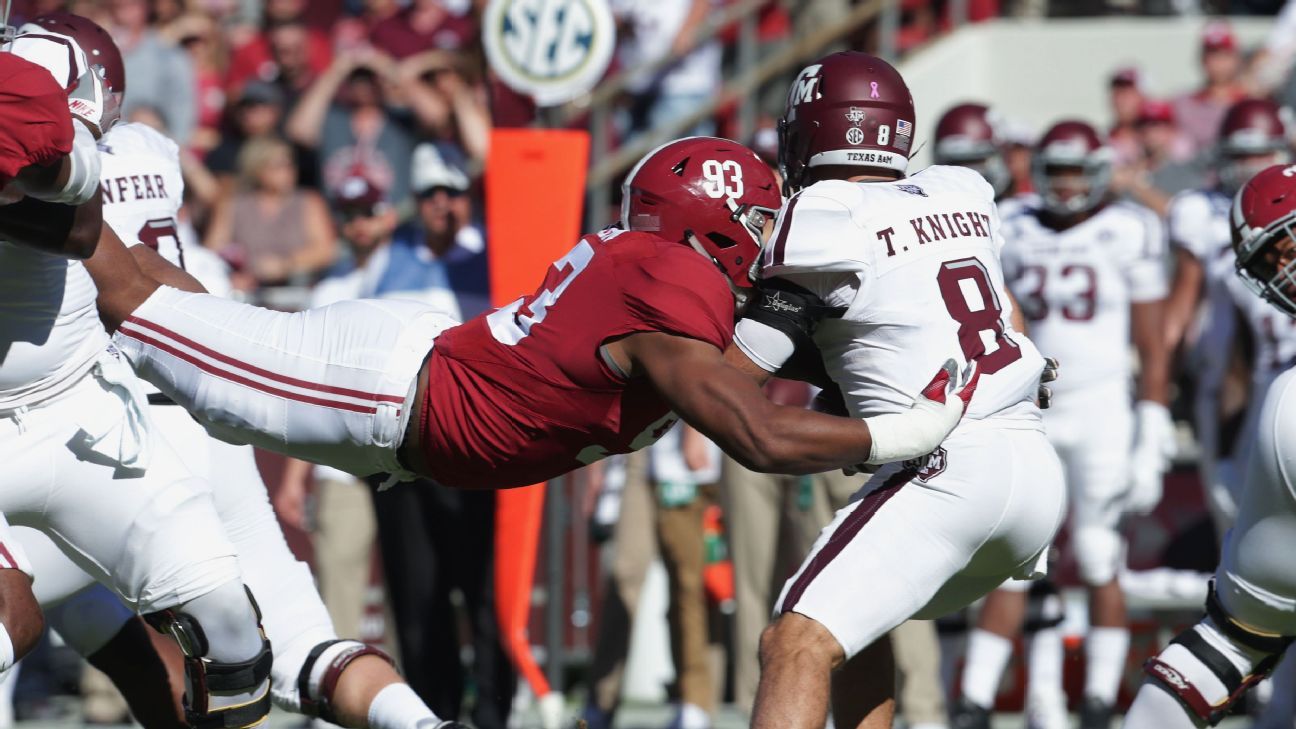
[86, 225, 201, 332]
[1163, 251, 1203, 351]
[129, 245, 207, 294]
[0, 191, 102, 259]
[1132, 299, 1170, 404]
[707, 392, 875, 475]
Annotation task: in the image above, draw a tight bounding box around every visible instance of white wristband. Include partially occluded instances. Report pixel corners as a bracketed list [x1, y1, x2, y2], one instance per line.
[862, 400, 960, 465]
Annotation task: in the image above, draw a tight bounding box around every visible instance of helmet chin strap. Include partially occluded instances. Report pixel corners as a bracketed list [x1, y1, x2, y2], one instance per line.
[1, 0, 13, 45]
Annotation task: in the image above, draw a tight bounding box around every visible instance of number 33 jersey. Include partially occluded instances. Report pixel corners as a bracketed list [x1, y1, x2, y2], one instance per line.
[419, 229, 735, 489]
[759, 165, 1045, 424]
[999, 197, 1167, 397]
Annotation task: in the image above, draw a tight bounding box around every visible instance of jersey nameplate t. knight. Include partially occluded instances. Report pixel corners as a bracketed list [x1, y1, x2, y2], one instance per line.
[757, 164, 1046, 425]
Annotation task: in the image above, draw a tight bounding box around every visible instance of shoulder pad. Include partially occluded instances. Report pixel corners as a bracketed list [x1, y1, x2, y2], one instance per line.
[101, 122, 180, 161]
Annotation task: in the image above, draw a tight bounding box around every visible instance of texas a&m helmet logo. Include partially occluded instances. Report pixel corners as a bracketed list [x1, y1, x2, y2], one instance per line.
[903, 446, 947, 482]
[787, 64, 823, 107]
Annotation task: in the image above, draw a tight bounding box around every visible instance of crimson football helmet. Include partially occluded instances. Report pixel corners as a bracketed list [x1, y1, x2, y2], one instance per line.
[622, 136, 781, 290]
[1217, 98, 1290, 194]
[1231, 163, 1296, 317]
[1032, 120, 1112, 216]
[778, 51, 916, 195]
[933, 102, 1011, 198]
[17, 13, 124, 133]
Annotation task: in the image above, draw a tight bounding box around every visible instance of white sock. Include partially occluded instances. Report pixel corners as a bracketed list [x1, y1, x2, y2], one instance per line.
[1026, 626, 1065, 703]
[679, 702, 710, 729]
[1084, 626, 1130, 704]
[367, 683, 441, 729]
[961, 628, 1013, 709]
[1124, 680, 1206, 729]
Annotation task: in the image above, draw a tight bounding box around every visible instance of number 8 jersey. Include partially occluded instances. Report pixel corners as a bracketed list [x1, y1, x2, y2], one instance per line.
[756, 165, 1045, 425]
[999, 196, 1167, 397]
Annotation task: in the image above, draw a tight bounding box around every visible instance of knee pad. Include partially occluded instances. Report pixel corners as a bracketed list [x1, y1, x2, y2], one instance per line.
[145, 588, 273, 729]
[297, 639, 395, 724]
[1073, 525, 1123, 587]
[1143, 585, 1294, 726]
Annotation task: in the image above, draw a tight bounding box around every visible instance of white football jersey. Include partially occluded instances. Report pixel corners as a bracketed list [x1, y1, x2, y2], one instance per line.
[99, 124, 186, 265]
[1000, 199, 1167, 396]
[99, 123, 231, 297]
[0, 244, 106, 408]
[759, 165, 1045, 424]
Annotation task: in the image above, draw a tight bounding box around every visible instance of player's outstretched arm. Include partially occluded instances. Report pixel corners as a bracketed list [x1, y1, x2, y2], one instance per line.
[84, 222, 207, 332]
[619, 332, 975, 475]
[0, 187, 102, 259]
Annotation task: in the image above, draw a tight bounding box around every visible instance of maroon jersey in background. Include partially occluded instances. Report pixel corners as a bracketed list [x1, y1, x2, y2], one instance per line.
[420, 229, 735, 489]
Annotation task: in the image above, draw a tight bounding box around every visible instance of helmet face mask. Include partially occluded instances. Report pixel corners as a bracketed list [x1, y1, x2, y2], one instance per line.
[1231, 164, 1296, 318]
[1, 0, 13, 45]
[933, 102, 1012, 198]
[1032, 120, 1111, 217]
[1236, 220, 1296, 317]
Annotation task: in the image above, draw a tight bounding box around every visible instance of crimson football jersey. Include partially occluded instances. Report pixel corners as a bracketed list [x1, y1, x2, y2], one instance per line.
[419, 228, 735, 489]
[0, 53, 73, 188]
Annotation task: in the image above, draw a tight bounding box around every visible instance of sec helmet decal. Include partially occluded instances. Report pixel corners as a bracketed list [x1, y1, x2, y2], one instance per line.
[483, 0, 615, 107]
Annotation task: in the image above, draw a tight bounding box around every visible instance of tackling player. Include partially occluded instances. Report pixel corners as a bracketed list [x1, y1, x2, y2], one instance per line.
[0, 15, 276, 727]
[1123, 163, 1296, 729]
[83, 136, 978, 499]
[1165, 98, 1296, 535]
[730, 52, 1066, 729]
[956, 120, 1172, 729]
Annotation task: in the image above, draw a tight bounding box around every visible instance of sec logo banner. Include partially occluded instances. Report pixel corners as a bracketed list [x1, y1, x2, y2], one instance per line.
[483, 0, 616, 107]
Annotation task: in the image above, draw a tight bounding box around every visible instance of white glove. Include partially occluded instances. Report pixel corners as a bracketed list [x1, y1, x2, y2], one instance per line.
[862, 358, 979, 465]
[1126, 401, 1175, 514]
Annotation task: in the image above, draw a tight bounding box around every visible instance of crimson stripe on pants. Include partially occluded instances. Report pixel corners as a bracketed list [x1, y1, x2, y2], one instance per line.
[119, 325, 382, 414]
[780, 468, 916, 613]
[0, 543, 18, 571]
[124, 315, 405, 404]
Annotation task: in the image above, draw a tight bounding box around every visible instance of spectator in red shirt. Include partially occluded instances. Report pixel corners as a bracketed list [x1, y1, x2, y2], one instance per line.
[1174, 20, 1249, 154]
[369, 0, 478, 59]
[225, 2, 332, 98]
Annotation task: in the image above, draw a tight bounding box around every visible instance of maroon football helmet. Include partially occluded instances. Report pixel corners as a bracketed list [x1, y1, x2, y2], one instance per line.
[20, 13, 124, 132]
[1231, 163, 1296, 317]
[1217, 98, 1290, 194]
[1032, 120, 1112, 216]
[778, 51, 916, 195]
[933, 102, 1011, 198]
[622, 137, 781, 290]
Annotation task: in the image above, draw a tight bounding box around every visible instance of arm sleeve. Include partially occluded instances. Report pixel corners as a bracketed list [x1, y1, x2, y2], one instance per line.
[38, 123, 100, 205]
[735, 271, 858, 372]
[1126, 206, 1170, 303]
[1166, 192, 1214, 261]
[0, 55, 74, 186]
[620, 246, 735, 352]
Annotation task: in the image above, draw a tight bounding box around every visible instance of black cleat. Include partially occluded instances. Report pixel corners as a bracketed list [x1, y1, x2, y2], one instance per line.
[949, 697, 991, 729]
[1078, 697, 1114, 729]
